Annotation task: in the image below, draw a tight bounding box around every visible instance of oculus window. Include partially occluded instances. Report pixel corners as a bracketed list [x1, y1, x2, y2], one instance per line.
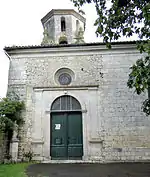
[58, 73, 72, 85]
[54, 68, 75, 86]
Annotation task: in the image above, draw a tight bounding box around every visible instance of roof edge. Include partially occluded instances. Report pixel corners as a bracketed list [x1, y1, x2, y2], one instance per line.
[4, 41, 141, 51]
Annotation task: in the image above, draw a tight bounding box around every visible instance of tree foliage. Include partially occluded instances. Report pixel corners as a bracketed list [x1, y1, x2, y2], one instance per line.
[0, 94, 24, 133]
[71, 0, 149, 44]
[71, 0, 150, 115]
[0, 92, 24, 158]
[127, 43, 150, 115]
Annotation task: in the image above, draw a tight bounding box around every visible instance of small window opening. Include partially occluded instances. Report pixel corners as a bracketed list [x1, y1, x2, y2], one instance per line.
[59, 40, 68, 44]
[61, 17, 66, 32]
[76, 20, 79, 32]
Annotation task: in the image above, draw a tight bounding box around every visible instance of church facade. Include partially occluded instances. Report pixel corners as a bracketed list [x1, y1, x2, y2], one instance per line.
[4, 9, 150, 162]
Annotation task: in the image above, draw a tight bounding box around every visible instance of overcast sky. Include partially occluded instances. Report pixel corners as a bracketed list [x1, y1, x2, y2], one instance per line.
[0, 0, 102, 98]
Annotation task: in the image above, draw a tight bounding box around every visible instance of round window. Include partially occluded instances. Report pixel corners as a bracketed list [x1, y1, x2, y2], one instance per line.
[58, 73, 72, 85]
[54, 68, 74, 86]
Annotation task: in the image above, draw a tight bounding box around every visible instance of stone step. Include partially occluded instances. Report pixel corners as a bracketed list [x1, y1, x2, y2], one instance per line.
[42, 160, 100, 164]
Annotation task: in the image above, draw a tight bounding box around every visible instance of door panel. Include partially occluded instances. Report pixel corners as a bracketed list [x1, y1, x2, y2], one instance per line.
[51, 112, 83, 159]
[51, 113, 67, 159]
[68, 113, 83, 158]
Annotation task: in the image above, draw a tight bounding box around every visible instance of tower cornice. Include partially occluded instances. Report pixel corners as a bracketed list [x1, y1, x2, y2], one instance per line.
[41, 9, 86, 25]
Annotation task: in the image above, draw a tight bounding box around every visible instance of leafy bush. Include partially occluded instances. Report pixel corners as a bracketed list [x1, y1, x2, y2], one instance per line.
[23, 151, 34, 162]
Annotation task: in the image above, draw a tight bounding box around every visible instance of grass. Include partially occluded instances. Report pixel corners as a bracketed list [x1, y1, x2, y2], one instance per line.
[0, 163, 31, 177]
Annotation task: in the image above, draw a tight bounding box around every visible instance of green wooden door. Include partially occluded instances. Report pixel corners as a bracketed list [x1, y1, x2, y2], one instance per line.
[51, 113, 67, 159]
[51, 112, 83, 159]
[68, 113, 83, 159]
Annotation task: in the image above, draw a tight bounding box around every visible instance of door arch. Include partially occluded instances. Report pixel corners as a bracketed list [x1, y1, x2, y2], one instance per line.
[50, 95, 83, 160]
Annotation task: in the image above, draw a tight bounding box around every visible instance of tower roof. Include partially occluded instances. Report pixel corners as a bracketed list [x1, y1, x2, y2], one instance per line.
[41, 9, 86, 24]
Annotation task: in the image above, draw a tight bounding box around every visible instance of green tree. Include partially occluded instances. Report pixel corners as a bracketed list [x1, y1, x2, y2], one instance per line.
[0, 93, 24, 155]
[71, 0, 150, 115]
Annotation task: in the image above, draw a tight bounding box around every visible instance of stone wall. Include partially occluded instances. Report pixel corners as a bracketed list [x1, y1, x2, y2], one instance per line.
[25, 55, 101, 87]
[44, 16, 55, 42]
[96, 52, 150, 162]
[7, 43, 150, 162]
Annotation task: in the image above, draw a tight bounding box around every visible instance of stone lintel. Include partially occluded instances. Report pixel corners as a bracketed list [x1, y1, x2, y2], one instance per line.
[33, 85, 99, 92]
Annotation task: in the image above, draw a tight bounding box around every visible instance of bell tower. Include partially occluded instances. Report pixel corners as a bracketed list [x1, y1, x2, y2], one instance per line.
[41, 9, 86, 44]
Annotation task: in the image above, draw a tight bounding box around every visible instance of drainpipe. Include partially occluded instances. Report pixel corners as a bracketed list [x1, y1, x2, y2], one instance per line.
[4, 50, 11, 60]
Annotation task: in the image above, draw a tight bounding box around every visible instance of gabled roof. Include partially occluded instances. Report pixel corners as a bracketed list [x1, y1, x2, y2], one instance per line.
[41, 9, 86, 24]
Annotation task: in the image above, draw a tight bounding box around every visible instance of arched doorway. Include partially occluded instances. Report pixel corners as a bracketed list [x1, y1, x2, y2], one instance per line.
[50, 95, 83, 160]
